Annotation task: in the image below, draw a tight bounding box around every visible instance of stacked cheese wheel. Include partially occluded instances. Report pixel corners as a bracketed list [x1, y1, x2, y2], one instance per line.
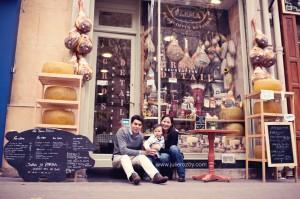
[41, 62, 77, 125]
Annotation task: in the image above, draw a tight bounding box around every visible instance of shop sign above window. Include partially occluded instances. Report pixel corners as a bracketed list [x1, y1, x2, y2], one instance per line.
[162, 4, 216, 30]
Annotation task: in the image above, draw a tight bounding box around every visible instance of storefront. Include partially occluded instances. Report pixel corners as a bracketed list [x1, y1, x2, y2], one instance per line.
[2, 0, 297, 178]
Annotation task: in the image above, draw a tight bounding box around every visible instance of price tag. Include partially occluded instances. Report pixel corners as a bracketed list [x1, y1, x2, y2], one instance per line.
[146, 79, 155, 86]
[260, 90, 274, 100]
[168, 78, 177, 83]
[284, 114, 295, 122]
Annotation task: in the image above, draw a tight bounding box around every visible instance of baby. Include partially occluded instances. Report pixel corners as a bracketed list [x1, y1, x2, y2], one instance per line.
[144, 124, 165, 158]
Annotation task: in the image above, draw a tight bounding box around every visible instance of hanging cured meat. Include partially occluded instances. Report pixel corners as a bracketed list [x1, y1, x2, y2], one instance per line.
[178, 38, 194, 70]
[166, 38, 184, 62]
[251, 20, 268, 48]
[77, 34, 93, 55]
[262, 46, 276, 68]
[77, 56, 93, 82]
[75, 0, 93, 34]
[64, 28, 81, 50]
[249, 45, 264, 67]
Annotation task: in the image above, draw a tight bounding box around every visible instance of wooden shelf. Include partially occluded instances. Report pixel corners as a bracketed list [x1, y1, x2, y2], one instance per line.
[245, 90, 294, 99]
[248, 158, 267, 162]
[36, 73, 82, 134]
[36, 99, 79, 109]
[205, 119, 244, 123]
[38, 73, 82, 87]
[144, 117, 158, 120]
[248, 134, 263, 138]
[244, 90, 296, 182]
[36, 123, 78, 130]
[174, 118, 195, 122]
[246, 113, 285, 119]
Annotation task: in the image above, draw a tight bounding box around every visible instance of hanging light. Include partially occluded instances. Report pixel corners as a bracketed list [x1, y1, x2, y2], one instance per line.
[211, 0, 221, 4]
[100, 47, 113, 58]
[99, 41, 113, 58]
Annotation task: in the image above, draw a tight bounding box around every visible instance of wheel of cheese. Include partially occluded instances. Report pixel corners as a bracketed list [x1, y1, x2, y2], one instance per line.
[42, 62, 74, 74]
[219, 107, 244, 120]
[253, 100, 282, 114]
[42, 109, 75, 125]
[44, 86, 77, 101]
[224, 123, 245, 136]
[253, 78, 282, 91]
[254, 145, 267, 159]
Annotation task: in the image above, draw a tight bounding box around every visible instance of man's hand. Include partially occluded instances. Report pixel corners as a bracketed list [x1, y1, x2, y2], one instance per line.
[143, 148, 157, 156]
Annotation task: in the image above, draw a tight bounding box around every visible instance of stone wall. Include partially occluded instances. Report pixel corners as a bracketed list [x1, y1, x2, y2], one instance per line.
[2, 0, 73, 170]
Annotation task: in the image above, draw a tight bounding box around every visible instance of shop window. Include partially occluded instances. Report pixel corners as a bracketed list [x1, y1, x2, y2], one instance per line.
[141, 1, 245, 155]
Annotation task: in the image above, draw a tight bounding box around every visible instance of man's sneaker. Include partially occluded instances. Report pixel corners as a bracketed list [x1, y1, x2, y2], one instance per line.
[129, 173, 141, 185]
[177, 177, 186, 182]
[152, 173, 168, 184]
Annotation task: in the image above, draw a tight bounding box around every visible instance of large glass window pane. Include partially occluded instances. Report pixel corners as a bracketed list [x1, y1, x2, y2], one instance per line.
[141, 1, 245, 156]
[94, 36, 131, 154]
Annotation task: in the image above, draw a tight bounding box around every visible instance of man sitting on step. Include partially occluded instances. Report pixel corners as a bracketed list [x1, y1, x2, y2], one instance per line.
[112, 115, 168, 185]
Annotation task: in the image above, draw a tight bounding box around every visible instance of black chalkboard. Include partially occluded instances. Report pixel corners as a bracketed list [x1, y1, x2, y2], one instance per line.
[265, 122, 297, 167]
[4, 128, 95, 182]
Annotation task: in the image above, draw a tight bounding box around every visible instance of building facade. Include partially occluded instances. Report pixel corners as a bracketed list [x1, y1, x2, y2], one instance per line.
[1, 0, 299, 177]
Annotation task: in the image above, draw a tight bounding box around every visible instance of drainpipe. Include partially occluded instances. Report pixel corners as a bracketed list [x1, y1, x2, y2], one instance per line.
[261, 0, 275, 77]
[271, 0, 288, 114]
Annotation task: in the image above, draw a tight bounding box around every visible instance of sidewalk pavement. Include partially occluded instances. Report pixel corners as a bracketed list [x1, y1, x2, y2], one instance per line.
[0, 169, 299, 199]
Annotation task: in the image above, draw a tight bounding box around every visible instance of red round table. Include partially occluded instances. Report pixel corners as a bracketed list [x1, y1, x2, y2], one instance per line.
[186, 129, 240, 182]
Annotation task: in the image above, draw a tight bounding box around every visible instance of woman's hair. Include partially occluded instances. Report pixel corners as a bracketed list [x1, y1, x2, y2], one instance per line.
[160, 115, 174, 127]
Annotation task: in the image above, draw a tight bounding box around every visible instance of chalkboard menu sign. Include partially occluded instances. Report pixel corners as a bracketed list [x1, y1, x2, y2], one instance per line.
[4, 128, 95, 182]
[265, 122, 297, 167]
[281, 0, 300, 15]
[195, 115, 205, 129]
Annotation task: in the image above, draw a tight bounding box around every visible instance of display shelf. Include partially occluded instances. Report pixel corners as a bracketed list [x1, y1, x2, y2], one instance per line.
[36, 99, 79, 109]
[38, 73, 82, 87]
[205, 119, 245, 129]
[245, 90, 294, 99]
[35, 124, 78, 130]
[173, 118, 195, 122]
[35, 73, 82, 134]
[244, 90, 296, 182]
[246, 113, 286, 119]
